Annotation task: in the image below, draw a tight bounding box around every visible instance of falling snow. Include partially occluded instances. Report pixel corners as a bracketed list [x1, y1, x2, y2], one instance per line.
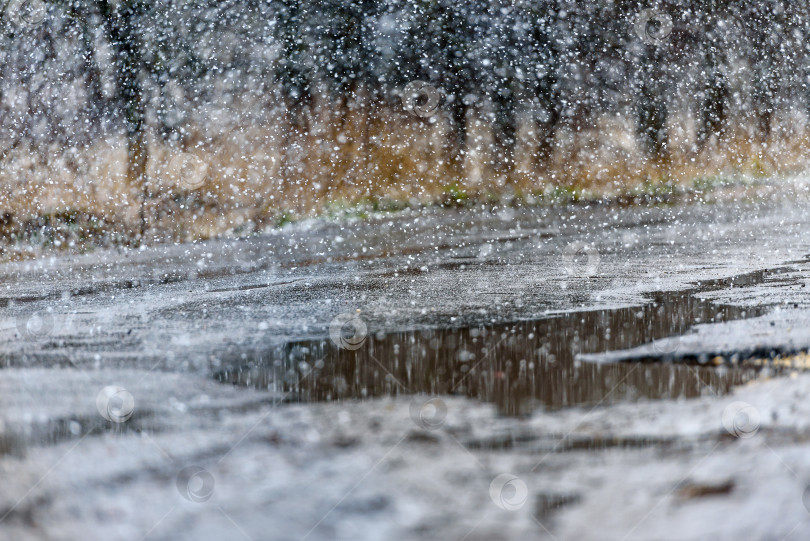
[2, 1, 810, 540]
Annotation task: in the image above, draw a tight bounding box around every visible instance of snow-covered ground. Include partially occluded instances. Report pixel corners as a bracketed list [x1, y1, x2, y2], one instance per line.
[2, 184, 810, 540]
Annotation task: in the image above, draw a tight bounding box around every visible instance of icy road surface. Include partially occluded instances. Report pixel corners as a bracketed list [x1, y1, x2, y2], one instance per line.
[3, 185, 810, 540]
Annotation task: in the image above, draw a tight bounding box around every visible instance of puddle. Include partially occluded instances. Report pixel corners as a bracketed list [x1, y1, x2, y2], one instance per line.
[216, 270, 782, 415]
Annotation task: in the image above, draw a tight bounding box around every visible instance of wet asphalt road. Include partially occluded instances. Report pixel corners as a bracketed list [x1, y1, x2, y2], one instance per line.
[2, 182, 810, 540]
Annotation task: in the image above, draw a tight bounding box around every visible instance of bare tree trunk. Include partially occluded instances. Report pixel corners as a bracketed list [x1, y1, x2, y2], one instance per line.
[128, 122, 148, 237]
[102, 0, 148, 240]
[697, 46, 730, 152]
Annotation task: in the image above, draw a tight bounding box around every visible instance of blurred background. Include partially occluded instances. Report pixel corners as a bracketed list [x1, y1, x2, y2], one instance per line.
[1, 0, 808, 251]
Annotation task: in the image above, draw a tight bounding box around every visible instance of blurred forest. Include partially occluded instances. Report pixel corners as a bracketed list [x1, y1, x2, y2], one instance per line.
[0, 0, 809, 249]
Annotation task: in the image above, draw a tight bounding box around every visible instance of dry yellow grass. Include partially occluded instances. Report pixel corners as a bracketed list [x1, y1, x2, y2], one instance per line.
[0, 101, 808, 255]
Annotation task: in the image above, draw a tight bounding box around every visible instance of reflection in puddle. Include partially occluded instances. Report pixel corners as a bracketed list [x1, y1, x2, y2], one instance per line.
[216, 272, 777, 415]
